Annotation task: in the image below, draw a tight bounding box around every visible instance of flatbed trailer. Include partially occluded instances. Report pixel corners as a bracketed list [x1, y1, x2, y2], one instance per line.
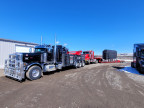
[95, 50, 124, 63]
[94, 57, 122, 63]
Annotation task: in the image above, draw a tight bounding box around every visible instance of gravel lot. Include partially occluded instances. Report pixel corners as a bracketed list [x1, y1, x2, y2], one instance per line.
[0, 62, 144, 108]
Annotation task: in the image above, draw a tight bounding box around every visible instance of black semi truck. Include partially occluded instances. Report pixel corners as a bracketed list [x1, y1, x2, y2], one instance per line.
[131, 44, 144, 73]
[4, 45, 85, 81]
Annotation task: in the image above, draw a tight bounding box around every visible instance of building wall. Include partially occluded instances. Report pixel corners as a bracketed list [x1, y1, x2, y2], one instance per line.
[0, 41, 37, 69]
[0, 41, 15, 69]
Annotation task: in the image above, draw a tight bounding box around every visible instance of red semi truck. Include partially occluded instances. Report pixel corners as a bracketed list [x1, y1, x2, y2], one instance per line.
[83, 50, 98, 64]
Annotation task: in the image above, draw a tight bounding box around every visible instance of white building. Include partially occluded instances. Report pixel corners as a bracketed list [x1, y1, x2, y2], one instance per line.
[0, 38, 38, 69]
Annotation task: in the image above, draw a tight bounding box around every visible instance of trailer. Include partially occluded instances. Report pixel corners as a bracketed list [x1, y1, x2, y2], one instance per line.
[95, 50, 122, 63]
[131, 44, 144, 73]
[103, 50, 117, 61]
[4, 45, 85, 81]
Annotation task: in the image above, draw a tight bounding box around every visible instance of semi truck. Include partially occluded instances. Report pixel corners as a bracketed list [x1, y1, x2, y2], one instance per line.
[83, 50, 98, 64]
[4, 44, 85, 81]
[131, 44, 144, 73]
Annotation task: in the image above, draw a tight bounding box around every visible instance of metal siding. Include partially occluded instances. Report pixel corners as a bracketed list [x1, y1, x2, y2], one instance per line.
[0, 41, 15, 69]
[0, 41, 36, 69]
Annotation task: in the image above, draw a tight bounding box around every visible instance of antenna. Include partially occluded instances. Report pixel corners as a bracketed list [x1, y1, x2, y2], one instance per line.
[54, 34, 57, 64]
[55, 34, 56, 46]
[41, 35, 43, 45]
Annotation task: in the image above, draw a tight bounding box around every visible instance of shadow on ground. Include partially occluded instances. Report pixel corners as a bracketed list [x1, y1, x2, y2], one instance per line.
[113, 66, 144, 76]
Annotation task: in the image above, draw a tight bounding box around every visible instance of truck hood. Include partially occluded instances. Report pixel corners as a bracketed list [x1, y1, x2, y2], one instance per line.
[84, 54, 89, 59]
[22, 53, 42, 63]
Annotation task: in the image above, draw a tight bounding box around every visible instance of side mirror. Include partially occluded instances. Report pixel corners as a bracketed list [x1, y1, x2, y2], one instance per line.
[47, 48, 52, 53]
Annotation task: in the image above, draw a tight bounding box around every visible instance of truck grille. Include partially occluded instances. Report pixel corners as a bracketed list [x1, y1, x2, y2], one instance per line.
[4, 53, 24, 81]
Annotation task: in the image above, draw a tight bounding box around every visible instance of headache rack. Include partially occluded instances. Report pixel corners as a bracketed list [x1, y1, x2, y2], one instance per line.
[4, 53, 25, 81]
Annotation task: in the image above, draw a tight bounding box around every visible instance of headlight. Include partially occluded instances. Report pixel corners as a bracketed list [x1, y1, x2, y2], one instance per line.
[17, 70, 21, 75]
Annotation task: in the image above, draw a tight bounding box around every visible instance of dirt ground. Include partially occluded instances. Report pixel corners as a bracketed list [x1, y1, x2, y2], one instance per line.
[1, 62, 144, 108]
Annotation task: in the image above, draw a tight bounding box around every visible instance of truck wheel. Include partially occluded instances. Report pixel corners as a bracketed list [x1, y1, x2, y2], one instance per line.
[78, 62, 82, 68]
[74, 61, 78, 69]
[98, 59, 102, 63]
[138, 67, 144, 74]
[26, 66, 42, 81]
[94, 60, 98, 64]
[88, 60, 90, 64]
[81, 61, 85, 67]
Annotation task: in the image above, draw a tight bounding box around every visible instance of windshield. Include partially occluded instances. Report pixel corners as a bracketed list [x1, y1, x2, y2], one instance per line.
[35, 48, 46, 53]
[83, 52, 89, 54]
[141, 49, 144, 56]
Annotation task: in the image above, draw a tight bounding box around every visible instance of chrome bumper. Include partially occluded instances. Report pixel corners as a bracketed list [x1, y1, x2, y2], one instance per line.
[4, 54, 25, 81]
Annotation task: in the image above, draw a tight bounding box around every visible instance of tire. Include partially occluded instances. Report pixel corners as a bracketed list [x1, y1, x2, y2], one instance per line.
[74, 61, 78, 69]
[98, 59, 102, 63]
[138, 67, 144, 74]
[81, 61, 85, 67]
[26, 66, 42, 81]
[88, 60, 90, 64]
[78, 62, 82, 68]
[94, 60, 98, 64]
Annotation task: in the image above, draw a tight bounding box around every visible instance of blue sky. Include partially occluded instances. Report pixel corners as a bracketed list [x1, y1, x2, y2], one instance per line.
[0, 0, 144, 54]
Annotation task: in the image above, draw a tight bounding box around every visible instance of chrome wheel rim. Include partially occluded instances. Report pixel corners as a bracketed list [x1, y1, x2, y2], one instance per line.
[32, 69, 40, 78]
[79, 63, 81, 67]
[75, 62, 78, 67]
[83, 62, 85, 66]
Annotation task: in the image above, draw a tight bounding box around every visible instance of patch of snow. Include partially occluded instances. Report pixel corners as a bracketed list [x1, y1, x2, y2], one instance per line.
[119, 66, 144, 84]
[119, 66, 143, 76]
[118, 59, 133, 62]
[65, 73, 78, 78]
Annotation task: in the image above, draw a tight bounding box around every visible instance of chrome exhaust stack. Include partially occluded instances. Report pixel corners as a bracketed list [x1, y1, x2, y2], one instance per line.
[54, 35, 57, 64]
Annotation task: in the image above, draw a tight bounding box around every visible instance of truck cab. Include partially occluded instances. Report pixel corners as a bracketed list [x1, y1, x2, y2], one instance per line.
[83, 50, 97, 64]
[131, 44, 144, 73]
